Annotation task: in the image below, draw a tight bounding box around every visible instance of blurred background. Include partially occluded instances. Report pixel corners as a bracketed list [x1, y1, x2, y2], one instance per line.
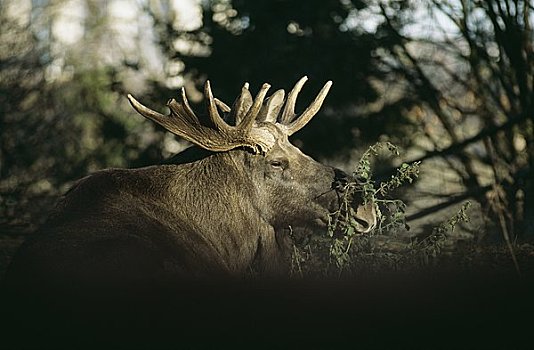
[1, 0, 533, 274]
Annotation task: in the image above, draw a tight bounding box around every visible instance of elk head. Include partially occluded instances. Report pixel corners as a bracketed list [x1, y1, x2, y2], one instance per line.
[128, 77, 377, 236]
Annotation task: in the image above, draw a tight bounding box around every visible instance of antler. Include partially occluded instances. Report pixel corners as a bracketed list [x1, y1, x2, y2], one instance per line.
[128, 76, 332, 153]
[127, 81, 276, 154]
[278, 76, 332, 136]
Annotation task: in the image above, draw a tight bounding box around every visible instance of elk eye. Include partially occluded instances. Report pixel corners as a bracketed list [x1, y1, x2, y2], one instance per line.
[270, 160, 285, 169]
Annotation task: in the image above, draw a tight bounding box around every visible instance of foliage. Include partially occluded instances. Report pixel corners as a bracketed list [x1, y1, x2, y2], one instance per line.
[327, 142, 420, 272]
[408, 201, 472, 266]
[149, 0, 417, 159]
[375, 0, 534, 240]
[0, 6, 165, 233]
[294, 143, 474, 277]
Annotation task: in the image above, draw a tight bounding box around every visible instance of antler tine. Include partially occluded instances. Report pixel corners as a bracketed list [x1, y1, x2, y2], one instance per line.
[129, 93, 196, 132]
[286, 80, 332, 136]
[128, 94, 168, 121]
[179, 87, 200, 124]
[214, 98, 231, 113]
[239, 83, 271, 131]
[205, 80, 231, 132]
[228, 83, 253, 125]
[128, 94, 203, 145]
[257, 89, 285, 123]
[280, 76, 308, 124]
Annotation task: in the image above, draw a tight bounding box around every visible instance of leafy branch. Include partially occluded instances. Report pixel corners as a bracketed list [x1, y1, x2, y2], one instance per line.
[327, 142, 421, 271]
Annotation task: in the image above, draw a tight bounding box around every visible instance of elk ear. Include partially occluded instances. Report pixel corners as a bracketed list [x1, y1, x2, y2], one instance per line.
[257, 89, 285, 123]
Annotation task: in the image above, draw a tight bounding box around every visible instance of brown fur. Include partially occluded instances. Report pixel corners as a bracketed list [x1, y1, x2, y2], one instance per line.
[6, 126, 376, 289]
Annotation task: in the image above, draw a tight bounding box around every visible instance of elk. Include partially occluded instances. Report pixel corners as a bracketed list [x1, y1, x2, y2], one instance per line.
[6, 77, 377, 290]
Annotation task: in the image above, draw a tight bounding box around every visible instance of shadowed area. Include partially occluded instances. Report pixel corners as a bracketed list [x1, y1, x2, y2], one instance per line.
[1, 271, 533, 349]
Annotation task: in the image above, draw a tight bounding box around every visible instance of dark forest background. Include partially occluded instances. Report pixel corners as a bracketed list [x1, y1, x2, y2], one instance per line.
[1, 0, 533, 275]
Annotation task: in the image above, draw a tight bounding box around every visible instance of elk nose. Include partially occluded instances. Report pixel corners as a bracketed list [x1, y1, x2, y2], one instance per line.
[333, 168, 349, 192]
